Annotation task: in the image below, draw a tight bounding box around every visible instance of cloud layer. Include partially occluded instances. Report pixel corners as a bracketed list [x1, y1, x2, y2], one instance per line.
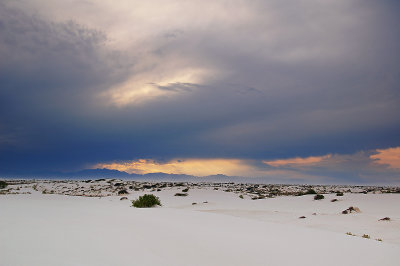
[1, 0, 399, 183]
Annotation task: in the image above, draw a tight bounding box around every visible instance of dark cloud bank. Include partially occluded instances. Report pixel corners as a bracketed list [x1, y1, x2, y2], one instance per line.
[0, 1, 399, 183]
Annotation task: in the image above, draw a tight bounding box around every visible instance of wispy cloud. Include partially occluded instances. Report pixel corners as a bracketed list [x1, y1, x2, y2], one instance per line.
[92, 147, 400, 184]
[370, 147, 400, 169]
[263, 155, 332, 167]
[93, 158, 255, 176]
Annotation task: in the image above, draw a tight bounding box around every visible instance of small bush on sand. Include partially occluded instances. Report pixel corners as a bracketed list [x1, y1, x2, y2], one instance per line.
[118, 189, 128, 195]
[132, 194, 161, 208]
[342, 206, 361, 214]
[239, 195, 244, 199]
[362, 234, 370, 239]
[182, 188, 189, 193]
[0, 181, 7, 189]
[336, 192, 344, 196]
[305, 189, 317, 195]
[314, 194, 324, 200]
[174, 193, 188, 197]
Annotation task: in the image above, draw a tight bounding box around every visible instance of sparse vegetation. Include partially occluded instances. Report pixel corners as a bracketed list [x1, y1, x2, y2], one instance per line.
[174, 193, 188, 197]
[346, 232, 355, 236]
[342, 206, 361, 214]
[362, 234, 370, 239]
[336, 192, 344, 196]
[182, 188, 189, 193]
[379, 217, 391, 221]
[314, 194, 324, 200]
[0, 180, 8, 189]
[118, 189, 128, 195]
[132, 194, 161, 208]
[239, 195, 244, 199]
[305, 189, 317, 194]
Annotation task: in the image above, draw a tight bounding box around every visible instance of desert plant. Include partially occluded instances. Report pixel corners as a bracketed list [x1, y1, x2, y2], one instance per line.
[132, 194, 161, 208]
[314, 194, 324, 200]
[118, 189, 128, 195]
[336, 192, 344, 196]
[239, 195, 244, 199]
[182, 188, 189, 193]
[0, 180, 7, 189]
[362, 234, 370, 239]
[305, 189, 317, 194]
[174, 193, 188, 197]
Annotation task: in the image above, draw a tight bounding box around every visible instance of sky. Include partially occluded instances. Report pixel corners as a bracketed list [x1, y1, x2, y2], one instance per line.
[0, 0, 399, 184]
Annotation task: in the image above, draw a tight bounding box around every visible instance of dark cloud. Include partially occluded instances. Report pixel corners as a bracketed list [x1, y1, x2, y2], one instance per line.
[0, 0, 399, 183]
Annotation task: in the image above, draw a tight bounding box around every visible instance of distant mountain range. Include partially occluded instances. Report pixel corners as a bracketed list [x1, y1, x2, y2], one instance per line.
[0, 168, 239, 182]
[0, 168, 327, 184]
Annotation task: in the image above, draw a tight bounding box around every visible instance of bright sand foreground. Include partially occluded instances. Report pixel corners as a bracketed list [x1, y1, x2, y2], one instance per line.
[1, 181, 400, 265]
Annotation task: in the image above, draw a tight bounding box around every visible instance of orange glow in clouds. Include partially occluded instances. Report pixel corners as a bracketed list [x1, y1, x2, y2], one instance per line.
[93, 158, 255, 177]
[263, 155, 332, 167]
[370, 147, 400, 169]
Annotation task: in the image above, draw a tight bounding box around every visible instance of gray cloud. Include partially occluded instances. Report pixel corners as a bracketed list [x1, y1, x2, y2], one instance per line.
[0, 0, 399, 183]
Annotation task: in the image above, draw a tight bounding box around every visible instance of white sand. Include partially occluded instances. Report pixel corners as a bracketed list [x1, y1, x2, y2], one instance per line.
[1, 185, 400, 265]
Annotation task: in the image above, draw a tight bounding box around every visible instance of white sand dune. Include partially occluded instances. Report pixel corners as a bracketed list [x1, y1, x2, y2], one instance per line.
[1, 186, 400, 265]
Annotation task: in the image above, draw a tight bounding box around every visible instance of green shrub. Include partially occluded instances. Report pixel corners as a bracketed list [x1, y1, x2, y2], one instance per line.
[336, 192, 344, 196]
[132, 194, 161, 208]
[182, 188, 189, 192]
[305, 189, 317, 194]
[0, 181, 7, 189]
[118, 189, 128, 195]
[314, 194, 324, 200]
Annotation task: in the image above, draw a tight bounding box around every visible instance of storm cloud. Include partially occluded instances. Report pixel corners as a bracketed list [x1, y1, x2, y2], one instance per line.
[0, 0, 399, 183]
